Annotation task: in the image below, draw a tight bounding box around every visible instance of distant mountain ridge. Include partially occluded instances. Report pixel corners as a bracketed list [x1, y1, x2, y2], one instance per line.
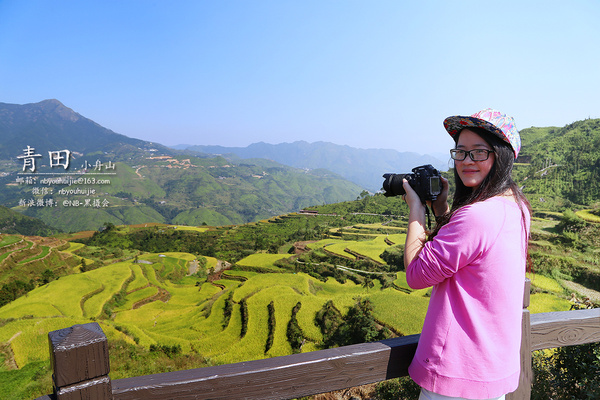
[0, 99, 175, 160]
[184, 141, 447, 192]
[5, 99, 598, 232]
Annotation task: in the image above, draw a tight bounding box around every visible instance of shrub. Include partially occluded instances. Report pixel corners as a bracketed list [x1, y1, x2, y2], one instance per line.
[375, 377, 420, 400]
[314, 300, 343, 344]
[286, 302, 304, 353]
[321, 297, 391, 348]
[222, 291, 234, 329]
[149, 344, 182, 358]
[559, 209, 587, 233]
[240, 299, 248, 338]
[0, 279, 35, 307]
[266, 301, 275, 353]
[532, 342, 600, 399]
[380, 246, 404, 271]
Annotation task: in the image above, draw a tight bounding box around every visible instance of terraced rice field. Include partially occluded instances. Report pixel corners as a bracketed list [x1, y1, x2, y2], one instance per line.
[0, 252, 428, 368]
[0, 222, 579, 386]
[0, 235, 22, 247]
[576, 209, 600, 223]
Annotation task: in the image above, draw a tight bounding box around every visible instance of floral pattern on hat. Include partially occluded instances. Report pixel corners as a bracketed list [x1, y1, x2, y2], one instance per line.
[443, 108, 521, 159]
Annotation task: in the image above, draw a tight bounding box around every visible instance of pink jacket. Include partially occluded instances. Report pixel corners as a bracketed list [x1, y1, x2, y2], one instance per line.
[407, 197, 530, 399]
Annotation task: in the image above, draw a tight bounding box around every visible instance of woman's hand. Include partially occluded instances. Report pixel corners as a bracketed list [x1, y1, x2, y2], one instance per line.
[429, 176, 449, 217]
[403, 179, 427, 268]
[402, 179, 425, 212]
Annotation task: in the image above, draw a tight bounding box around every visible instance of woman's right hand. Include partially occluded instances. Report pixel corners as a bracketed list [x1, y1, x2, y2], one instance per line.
[403, 179, 427, 267]
[402, 179, 425, 211]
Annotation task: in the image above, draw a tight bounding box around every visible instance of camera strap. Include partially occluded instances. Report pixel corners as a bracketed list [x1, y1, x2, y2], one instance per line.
[425, 204, 434, 231]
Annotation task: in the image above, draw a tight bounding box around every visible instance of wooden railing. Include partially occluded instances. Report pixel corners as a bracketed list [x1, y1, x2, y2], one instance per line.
[34, 280, 600, 400]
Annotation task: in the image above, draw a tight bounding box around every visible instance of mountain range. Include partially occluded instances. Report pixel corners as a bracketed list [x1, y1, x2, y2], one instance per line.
[180, 142, 447, 192]
[0, 100, 369, 231]
[0, 99, 176, 161]
[2, 99, 600, 232]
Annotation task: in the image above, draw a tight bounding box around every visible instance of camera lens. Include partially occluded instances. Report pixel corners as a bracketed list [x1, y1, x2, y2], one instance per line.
[382, 173, 407, 197]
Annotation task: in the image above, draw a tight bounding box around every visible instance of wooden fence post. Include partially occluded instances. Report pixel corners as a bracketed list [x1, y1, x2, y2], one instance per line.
[48, 322, 112, 400]
[507, 278, 532, 400]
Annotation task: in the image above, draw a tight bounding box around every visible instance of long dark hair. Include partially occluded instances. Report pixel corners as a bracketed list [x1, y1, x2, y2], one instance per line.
[429, 127, 531, 240]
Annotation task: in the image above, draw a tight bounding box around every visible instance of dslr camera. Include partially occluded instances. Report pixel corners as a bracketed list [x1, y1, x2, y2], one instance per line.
[382, 164, 442, 203]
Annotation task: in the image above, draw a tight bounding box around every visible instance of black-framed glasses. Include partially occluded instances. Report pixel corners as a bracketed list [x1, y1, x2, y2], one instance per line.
[450, 149, 494, 161]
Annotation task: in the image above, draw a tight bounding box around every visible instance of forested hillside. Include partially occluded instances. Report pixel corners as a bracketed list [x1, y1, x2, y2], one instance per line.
[518, 118, 600, 209]
[0, 206, 59, 236]
[10, 157, 362, 232]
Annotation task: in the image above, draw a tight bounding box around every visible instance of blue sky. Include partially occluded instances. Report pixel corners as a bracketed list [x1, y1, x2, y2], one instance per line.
[1, 1, 599, 155]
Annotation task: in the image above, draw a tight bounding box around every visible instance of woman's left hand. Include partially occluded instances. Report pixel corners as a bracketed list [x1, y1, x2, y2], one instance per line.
[429, 176, 449, 217]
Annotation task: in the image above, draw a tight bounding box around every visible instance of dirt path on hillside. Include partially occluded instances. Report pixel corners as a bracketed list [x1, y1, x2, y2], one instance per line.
[206, 260, 231, 282]
[135, 166, 145, 178]
[188, 259, 231, 277]
[188, 260, 231, 282]
[188, 259, 198, 275]
[292, 241, 317, 254]
[560, 280, 600, 303]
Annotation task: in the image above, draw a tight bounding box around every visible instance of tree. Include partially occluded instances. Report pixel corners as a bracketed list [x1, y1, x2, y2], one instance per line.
[323, 298, 390, 347]
[362, 276, 374, 291]
[315, 300, 343, 344]
[357, 190, 370, 201]
[38, 269, 56, 285]
[559, 209, 586, 233]
[381, 246, 404, 271]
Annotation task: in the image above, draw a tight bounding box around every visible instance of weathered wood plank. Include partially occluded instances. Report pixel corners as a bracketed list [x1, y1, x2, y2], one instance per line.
[55, 376, 112, 400]
[48, 322, 112, 399]
[111, 335, 420, 400]
[507, 279, 532, 400]
[530, 308, 600, 351]
[49, 322, 110, 387]
[523, 278, 530, 309]
[508, 310, 532, 400]
[34, 305, 600, 400]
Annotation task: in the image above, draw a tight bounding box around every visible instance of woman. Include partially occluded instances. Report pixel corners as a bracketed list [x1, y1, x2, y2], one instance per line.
[402, 109, 531, 400]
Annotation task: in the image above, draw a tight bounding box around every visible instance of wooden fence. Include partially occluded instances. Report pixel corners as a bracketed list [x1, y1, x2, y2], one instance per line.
[34, 280, 600, 400]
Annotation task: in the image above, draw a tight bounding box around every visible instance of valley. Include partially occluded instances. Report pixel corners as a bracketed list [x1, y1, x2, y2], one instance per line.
[1, 200, 595, 399]
[1, 101, 600, 398]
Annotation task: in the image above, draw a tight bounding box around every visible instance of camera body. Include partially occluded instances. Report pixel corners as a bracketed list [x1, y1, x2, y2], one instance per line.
[382, 164, 442, 203]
